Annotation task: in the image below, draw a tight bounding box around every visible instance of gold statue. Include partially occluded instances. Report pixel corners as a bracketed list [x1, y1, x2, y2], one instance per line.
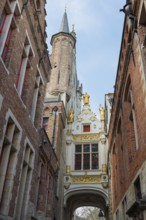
[83, 92, 90, 105]
[99, 107, 105, 121]
[68, 108, 74, 123]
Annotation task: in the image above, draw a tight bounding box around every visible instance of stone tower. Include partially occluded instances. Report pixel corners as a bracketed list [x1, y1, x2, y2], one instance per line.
[46, 10, 79, 109]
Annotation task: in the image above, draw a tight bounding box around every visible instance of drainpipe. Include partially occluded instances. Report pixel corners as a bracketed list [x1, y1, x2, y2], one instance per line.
[52, 106, 58, 148]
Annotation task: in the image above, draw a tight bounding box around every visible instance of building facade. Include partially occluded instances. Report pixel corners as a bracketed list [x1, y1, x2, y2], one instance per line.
[43, 11, 109, 220]
[0, 0, 59, 220]
[0, 2, 111, 220]
[64, 93, 109, 220]
[108, 0, 146, 219]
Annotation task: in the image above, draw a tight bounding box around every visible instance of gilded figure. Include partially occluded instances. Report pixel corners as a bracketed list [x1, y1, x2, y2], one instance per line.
[83, 92, 90, 105]
[68, 108, 74, 123]
[99, 107, 105, 121]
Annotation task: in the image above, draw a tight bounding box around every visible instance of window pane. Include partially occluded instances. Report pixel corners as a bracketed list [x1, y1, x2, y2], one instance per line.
[75, 154, 81, 170]
[83, 144, 90, 152]
[83, 125, 90, 132]
[92, 153, 98, 169]
[43, 117, 49, 125]
[83, 154, 90, 169]
[75, 145, 82, 152]
[92, 144, 98, 152]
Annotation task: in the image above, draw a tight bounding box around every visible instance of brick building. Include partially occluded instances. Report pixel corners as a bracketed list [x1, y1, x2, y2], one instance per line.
[108, 0, 146, 219]
[0, 0, 59, 220]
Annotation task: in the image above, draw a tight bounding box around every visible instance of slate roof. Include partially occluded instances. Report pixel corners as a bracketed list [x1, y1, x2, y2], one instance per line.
[59, 11, 69, 33]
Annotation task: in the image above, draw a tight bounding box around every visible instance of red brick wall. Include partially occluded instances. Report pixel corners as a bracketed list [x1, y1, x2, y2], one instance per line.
[109, 1, 146, 213]
[0, 0, 52, 219]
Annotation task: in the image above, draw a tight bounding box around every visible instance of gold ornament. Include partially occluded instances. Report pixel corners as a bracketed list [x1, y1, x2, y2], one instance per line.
[72, 175, 101, 183]
[99, 107, 105, 121]
[68, 108, 74, 123]
[73, 133, 100, 142]
[66, 165, 71, 174]
[102, 182, 108, 188]
[102, 164, 107, 173]
[89, 116, 96, 121]
[83, 92, 90, 105]
[77, 116, 84, 122]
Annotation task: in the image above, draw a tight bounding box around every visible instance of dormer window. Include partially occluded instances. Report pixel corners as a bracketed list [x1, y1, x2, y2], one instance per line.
[83, 125, 90, 132]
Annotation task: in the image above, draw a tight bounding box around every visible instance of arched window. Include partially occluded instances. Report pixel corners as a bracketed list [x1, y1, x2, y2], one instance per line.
[124, 75, 139, 152]
[36, 0, 40, 10]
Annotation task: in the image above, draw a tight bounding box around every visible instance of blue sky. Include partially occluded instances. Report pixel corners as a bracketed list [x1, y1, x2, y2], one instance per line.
[46, 0, 125, 115]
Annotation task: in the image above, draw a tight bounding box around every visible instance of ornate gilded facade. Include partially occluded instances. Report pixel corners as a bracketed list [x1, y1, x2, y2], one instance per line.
[64, 93, 109, 219]
[43, 10, 109, 220]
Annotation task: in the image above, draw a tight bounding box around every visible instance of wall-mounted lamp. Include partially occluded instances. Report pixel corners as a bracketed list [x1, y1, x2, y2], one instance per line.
[98, 209, 104, 219]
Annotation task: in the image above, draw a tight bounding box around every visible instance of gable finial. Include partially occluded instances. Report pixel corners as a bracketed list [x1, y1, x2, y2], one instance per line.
[59, 6, 69, 33]
[72, 24, 75, 32]
[65, 4, 67, 12]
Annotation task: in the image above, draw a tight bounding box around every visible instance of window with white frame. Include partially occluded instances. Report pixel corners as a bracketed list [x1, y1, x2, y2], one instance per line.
[74, 143, 98, 170]
[0, 0, 20, 65]
[0, 117, 21, 215]
[31, 67, 44, 124]
[15, 142, 34, 220]
[16, 35, 33, 96]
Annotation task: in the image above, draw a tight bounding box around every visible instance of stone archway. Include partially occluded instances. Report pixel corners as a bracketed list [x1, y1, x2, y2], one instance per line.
[63, 187, 109, 220]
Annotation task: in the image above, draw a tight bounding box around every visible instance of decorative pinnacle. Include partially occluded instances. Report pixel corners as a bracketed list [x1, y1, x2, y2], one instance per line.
[72, 24, 75, 32]
[65, 4, 67, 12]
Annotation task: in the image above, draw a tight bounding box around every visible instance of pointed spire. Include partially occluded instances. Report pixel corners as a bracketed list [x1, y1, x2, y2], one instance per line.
[72, 24, 75, 32]
[59, 9, 69, 33]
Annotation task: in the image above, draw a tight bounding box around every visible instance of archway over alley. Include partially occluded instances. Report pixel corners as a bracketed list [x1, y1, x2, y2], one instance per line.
[63, 187, 109, 220]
